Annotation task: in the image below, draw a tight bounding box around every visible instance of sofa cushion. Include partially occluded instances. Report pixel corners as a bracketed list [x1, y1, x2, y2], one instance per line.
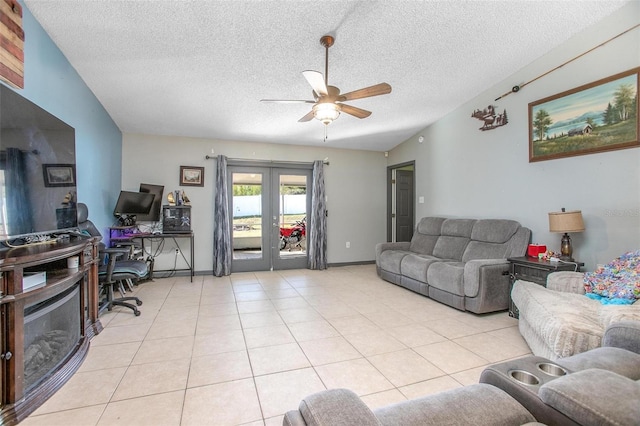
[547, 271, 586, 294]
[432, 236, 469, 261]
[409, 217, 446, 255]
[374, 383, 535, 426]
[377, 250, 411, 275]
[431, 219, 475, 261]
[427, 261, 465, 295]
[471, 219, 520, 243]
[462, 241, 509, 262]
[602, 321, 640, 354]
[555, 346, 640, 380]
[598, 304, 640, 329]
[441, 218, 476, 237]
[298, 388, 381, 426]
[462, 220, 521, 261]
[400, 254, 442, 282]
[416, 216, 447, 235]
[539, 369, 640, 426]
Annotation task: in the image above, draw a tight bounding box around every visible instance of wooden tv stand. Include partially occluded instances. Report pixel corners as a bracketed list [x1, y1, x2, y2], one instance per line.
[0, 235, 102, 425]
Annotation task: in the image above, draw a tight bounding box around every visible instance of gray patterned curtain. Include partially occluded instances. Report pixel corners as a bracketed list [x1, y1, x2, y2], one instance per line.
[308, 160, 327, 270]
[213, 155, 231, 276]
[5, 148, 33, 236]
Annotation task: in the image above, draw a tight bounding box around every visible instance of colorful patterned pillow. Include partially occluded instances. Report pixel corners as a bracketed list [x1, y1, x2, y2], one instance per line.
[583, 250, 640, 303]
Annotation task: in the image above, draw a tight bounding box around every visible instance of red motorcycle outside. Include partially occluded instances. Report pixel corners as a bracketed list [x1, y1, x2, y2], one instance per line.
[279, 217, 306, 251]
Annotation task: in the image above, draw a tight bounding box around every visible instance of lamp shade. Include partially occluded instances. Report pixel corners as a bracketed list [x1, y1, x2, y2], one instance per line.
[548, 210, 585, 233]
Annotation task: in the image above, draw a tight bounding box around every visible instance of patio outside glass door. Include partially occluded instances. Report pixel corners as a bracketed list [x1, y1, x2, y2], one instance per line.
[230, 166, 311, 272]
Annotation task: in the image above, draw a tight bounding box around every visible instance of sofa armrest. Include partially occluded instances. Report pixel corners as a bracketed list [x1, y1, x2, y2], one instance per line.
[296, 388, 381, 426]
[603, 321, 640, 354]
[283, 410, 308, 426]
[463, 258, 509, 297]
[462, 259, 511, 313]
[539, 369, 640, 426]
[375, 242, 411, 265]
[546, 271, 585, 294]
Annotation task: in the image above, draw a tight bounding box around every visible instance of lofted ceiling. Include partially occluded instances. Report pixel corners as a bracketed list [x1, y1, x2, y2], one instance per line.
[24, 0, 630, 152]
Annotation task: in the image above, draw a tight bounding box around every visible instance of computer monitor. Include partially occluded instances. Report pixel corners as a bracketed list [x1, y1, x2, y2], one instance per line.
[138, 183, 164, 222]
[113, 191, 155, 226]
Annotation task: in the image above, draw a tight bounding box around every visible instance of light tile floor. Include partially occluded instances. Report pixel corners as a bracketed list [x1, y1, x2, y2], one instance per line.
[23, 264, 532, 426]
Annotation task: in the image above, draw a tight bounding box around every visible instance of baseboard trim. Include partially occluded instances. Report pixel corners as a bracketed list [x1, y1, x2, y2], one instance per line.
[187, 261, 376, 277]
[327, 260, 375, 268]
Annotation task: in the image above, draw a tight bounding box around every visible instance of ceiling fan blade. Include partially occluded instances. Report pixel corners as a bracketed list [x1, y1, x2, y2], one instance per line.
[302, 70, 328, 97]
[260, 99, 315, 104]
[340, 83, 392, 101]
[340, 103, 372, 119]
[298, 110, 315, 122]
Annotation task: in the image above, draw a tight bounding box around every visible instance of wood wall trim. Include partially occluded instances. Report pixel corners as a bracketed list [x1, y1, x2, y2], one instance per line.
[0, 0, 24, 88]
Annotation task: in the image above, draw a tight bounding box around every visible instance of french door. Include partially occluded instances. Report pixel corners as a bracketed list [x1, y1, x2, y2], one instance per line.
[229, 165, 311, 272]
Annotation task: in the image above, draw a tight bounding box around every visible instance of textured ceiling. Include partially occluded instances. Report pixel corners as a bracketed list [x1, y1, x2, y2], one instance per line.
[24, 0, 629, 151]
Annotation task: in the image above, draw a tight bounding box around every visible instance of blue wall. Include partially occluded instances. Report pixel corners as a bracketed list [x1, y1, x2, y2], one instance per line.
[1, 1, 122, 235]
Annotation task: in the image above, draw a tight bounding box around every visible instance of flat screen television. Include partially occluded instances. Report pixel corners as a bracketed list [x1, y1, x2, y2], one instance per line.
[113, 191, 155, 225]
[0, 85, 78, 242]
[138, 183, 164, 222]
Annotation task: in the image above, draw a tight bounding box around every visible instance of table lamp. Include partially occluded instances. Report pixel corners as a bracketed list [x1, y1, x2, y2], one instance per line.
[548, 208, 585, 261]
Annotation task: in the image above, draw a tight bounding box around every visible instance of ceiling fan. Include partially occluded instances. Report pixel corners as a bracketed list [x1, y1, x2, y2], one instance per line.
[261, 35, 392, 126]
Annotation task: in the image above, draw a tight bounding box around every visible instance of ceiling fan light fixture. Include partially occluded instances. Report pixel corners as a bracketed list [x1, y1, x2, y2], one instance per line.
[313, 103, 341, 125]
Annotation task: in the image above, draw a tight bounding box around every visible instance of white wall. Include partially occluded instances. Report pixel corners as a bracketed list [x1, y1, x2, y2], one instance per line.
[121, 134, 387, 272]
[389, 2, 640, 271]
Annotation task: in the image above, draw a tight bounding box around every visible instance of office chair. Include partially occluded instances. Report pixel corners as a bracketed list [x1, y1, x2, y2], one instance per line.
[77, 203, 145, 316]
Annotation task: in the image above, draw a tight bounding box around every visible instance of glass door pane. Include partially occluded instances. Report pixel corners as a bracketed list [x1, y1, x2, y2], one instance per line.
[230, 169, 270, 272]
[273, 170, 311, 270]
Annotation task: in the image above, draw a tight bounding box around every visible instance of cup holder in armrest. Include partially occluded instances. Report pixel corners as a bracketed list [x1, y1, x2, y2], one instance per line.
[509, 369, 540, 386]
[536, 362, 567, 377]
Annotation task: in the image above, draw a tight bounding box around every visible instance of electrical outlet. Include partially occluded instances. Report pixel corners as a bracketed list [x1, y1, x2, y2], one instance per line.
[346, 241, 350, 248]
[175, 248, 180, 254]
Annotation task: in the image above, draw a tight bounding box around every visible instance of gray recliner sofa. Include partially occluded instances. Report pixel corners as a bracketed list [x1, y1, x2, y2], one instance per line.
[283, 321, 640, 426]
[376, 217, 531, 313]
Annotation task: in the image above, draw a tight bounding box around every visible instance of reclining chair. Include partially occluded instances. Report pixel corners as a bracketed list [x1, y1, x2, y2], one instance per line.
[77, 203, 146, 316]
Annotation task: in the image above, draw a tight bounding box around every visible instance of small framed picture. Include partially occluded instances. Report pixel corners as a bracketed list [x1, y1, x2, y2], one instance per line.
[180, 166, 204, 187]
[43, 164, 76, 187]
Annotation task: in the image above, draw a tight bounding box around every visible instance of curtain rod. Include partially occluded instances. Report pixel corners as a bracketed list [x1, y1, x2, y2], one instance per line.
[0, 149, 39, 154]
[205, 155, 329, 166]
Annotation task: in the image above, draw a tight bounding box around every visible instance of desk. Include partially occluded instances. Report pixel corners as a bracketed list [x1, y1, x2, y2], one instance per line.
[132, 233, 194, 282]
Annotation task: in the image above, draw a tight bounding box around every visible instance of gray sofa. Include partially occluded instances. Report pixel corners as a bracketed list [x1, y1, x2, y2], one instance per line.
[283, 321, 640, 426]
[376, 217, 531, 313]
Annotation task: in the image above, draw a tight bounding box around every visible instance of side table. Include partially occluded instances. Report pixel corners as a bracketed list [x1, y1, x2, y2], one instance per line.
[508, 256, 583, 318]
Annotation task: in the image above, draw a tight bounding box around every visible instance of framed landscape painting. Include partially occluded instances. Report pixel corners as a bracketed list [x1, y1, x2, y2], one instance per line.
[529, 67, 639, 162]
[180, 166, 204, 186]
